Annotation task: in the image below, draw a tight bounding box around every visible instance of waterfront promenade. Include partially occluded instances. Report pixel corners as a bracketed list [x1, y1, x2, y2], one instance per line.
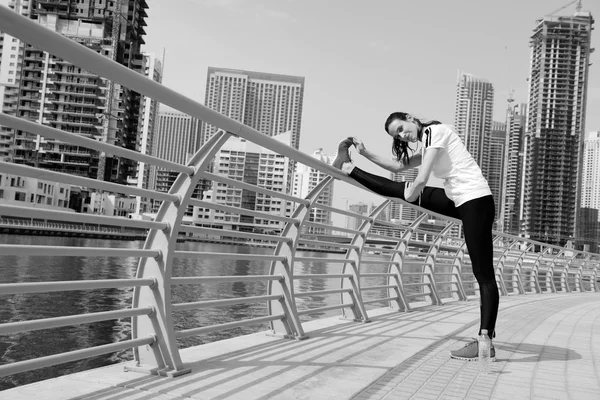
[4, 292, 599, 400]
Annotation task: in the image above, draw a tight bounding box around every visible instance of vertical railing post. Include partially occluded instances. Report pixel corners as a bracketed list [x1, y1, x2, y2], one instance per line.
[341, 200, 391, 322]
[129, 132, 229, 377]
[267, 177, 339, 339]
[438, 222, 467, 301]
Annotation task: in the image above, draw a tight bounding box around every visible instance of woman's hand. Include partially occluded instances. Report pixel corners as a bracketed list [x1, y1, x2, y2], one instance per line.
[404, 181, 422, 203]
[352, 137, 367, 155]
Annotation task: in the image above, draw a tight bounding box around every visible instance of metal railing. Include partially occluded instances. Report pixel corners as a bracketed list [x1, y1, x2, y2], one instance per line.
[0, 4, 598, 382]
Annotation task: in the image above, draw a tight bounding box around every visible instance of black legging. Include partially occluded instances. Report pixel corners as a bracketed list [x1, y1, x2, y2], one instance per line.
[350, 167, 499, 338]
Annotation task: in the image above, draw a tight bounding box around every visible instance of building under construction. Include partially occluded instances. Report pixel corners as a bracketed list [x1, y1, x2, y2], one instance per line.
[1, 0, 149, 184]
[522, 8, 594, 245]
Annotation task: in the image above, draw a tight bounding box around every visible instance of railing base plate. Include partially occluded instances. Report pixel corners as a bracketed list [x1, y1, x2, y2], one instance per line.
[339, 317, 372, 323]
[124, 364, 192, 377]
[265, 332, 309, 340]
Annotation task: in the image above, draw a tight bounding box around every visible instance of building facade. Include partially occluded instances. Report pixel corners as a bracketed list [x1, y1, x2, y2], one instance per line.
[132, 52, 162, 215]
[149, 109, 202, 214]
[0, 0, 149, 184]
[201, 67, 305, 150]
[454, 70, 494, 166]
[502, 103, 527, 235]
[582, 131, 600, 217]
[193, 131, 294, 235]
[0, 171, 71, 211]
[484, 121, 506, 228]
[522, 11, 594, 245]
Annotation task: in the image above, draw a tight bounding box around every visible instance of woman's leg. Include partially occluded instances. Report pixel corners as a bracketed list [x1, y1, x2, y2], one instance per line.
[457, 195, 498, 338]
[349, 167, 460, 219]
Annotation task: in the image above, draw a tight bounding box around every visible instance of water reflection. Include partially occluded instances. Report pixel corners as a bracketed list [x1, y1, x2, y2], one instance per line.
[0, 236, 412, 390]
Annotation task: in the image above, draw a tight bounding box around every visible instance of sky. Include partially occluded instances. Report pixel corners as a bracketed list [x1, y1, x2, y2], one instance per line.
[142, 0, 600, 221]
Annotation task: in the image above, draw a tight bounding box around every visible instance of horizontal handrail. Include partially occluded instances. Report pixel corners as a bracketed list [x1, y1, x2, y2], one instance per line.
[172, 295, 282, 311]
[189, 199, 298, 224]
[297, 304, 350, 316]
[201, 172, 309, 205]
[178, 225, 291, 242]
[0, 204, 167, 231]
[0, 113, 194, 175]
[294, 257, 354, 264]
[0, 336, 155, 378]
[297, 239, 359, 250]
[363, 296, 398, 305]
[303, 221, 362, 235]
[0, 245, 160, 258]
[173, 252, 287, 262]
[0, 161, 180, 203]
[171, 275, 283, 284]
[0, 307, 153, 335]
[295, 288, 352, 297]
[0, 278, 156, 295]
[294, 274, 353, 279]
[175, 315, 284, 338]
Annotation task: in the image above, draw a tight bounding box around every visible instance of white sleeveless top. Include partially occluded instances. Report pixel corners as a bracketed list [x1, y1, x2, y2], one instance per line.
[421, 124, 491, 207]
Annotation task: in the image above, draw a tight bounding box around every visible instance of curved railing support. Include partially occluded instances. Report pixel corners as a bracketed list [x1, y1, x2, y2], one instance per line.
[267, 177, 339, 339]
[433, 222, 467, 301]
[342, 200, 392, 322]
[129, 132, 229, 376]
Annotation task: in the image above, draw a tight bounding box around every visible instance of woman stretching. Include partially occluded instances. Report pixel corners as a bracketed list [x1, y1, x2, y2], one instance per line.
[332, 111, 498, 361]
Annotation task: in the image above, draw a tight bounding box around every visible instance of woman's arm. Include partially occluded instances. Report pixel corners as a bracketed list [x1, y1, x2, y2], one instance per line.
[353, 137, 422, 173]
[404, 147, 441, 201]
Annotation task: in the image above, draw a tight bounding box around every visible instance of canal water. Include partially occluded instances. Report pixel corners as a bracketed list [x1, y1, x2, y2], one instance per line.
[0, 234, 430, 390]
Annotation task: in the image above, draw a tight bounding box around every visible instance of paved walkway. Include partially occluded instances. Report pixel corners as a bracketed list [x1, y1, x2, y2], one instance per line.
[3, 293, 600, 399]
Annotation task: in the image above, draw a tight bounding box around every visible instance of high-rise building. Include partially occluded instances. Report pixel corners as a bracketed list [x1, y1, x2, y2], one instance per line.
[0, 0, 148, 184]
[150, 109, 201, 214]
[195, 131, 294, 234]
[502, 103, 527, 235]
[454, 70, 494, 166]
[522, 11, 594, 245]
[582, 131, 600, 217]
[0, 0, 33, 160]
[292, 148, 333, 234]
[201, 67, 305, 150]
[132, 53, 162, 215]
[484, 121, 506, 228]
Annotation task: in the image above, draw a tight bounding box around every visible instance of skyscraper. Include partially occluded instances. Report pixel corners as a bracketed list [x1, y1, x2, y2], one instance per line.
[201, 67, 305, 149]
[150, 109, 201, 214]
[292, 148, 333, 233]
[522, 11, 594, 245]
[502, 103, 527, 235]
[454, 70, 494, 166]
[133, 53, 162, 215]
[0, 0, 149, 184]
[484, 121, 506, 228]
[582, 131, 600, 217]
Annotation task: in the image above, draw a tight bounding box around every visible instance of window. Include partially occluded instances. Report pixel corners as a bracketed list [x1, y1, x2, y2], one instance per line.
[14, 191, 26, 201]
[0, 189, 3, 199]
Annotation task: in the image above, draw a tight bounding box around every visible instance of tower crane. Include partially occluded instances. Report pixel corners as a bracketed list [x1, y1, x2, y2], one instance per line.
[547, 0, 582, 16]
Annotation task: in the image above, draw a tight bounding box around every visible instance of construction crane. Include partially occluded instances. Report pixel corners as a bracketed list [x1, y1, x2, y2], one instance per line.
[547, 0, 582, 16]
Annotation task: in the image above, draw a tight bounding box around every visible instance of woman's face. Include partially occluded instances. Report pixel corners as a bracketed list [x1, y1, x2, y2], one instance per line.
[387, 118, 419, 143]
